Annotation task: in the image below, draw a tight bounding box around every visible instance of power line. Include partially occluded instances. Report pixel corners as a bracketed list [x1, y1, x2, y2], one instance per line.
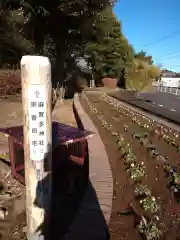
[160, 48, 180, 58]
[155, 50, 180, 63]
[142, 30, 180, 49]
[160, 53, 180, 61]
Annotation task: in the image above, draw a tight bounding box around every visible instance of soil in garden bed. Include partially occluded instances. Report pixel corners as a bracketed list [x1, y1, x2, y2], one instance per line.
[80, 96, 140, 240]
[80, 92, 180, 240]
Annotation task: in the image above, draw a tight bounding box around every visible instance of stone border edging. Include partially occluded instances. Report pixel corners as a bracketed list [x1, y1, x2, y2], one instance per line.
[73, 94, 113, 224]
[110, 92, 180, 126]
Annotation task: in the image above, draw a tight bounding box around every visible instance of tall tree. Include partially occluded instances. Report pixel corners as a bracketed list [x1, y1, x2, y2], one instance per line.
[0, 8, 34, 67]
[3, 0, 116, 83]
[85, 7, 134, 84]
[126, 57, 161, 91]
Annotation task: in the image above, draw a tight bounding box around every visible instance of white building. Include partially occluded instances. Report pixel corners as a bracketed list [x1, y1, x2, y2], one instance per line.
[160, 77, 180, 88]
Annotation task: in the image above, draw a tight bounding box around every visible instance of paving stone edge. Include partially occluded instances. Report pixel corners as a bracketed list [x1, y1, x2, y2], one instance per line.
[73, 93, 113, 224]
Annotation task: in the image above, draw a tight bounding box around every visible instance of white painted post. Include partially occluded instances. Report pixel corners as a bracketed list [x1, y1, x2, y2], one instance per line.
[157, 82, 160, 92]
[178, 82, 180, 95]
[92, 79, 95, 88]
[21, 56, 52, 240]
[162, 85, 164, 92]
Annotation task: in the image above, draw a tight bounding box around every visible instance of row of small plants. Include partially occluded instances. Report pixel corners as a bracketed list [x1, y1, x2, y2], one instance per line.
[82, 93, 163, 240]
[110, 106, 169, 164]
[133, 132, 180, 202]
[132, 132, 167, 162]
[101, 94, 180, 203]
[111, 106, 169, 164]
[101, 94, 180, 152]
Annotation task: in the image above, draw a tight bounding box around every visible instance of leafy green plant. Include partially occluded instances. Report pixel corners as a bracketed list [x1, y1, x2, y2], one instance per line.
[140, 196, 160, 214]
[134, 184, 151, 197]
[163, 165, 180, 201]
[168, 172, 180, 199]
[123, 124, 128, 132]
[137, 217, 162, 240]
[177, 145, 180, 153]
[127, 163, 146, 182]
[121, 143, 131, 156]
[124, 151, 137, 166]
[163, 135, 177, 147]
[132, 132, 148, 140]
[106, 124, 113, 132]
[164, 164, 173, 176]
[173, 173, 180, 185]
[116, 135, 125, 143]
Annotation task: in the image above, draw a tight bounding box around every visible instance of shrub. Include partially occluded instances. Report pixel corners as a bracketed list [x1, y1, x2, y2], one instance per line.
[0, 70, 21, 96]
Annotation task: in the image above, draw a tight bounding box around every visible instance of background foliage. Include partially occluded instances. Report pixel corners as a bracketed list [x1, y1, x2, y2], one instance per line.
[0, 0, 161, 92]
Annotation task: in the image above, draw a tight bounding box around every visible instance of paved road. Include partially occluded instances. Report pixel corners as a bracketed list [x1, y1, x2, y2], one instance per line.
[138, 92, 180, 113]
[109, 91, 180, 125]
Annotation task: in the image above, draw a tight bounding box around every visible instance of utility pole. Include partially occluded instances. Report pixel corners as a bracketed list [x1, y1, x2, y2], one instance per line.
[21, 56, 52, 240]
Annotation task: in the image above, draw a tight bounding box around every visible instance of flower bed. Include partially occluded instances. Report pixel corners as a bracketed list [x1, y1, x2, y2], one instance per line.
[80, 92, 180, 240]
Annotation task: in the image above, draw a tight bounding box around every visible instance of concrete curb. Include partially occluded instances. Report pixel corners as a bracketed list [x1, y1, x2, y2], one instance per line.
[52, 96, 113, 239]
[73, 94, 113, 224]
[62, 94, 113, 239]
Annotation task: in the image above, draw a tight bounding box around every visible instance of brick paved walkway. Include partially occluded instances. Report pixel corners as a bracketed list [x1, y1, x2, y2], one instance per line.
[62, 94, 113, 240]
[74, 94, 113, 224]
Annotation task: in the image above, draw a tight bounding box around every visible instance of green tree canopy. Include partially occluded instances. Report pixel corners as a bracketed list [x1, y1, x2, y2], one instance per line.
[1, 0, 160, 92]
[2, 0, 116, 79]
[85, 7, 134, 84]
[0, 8, 34, 67]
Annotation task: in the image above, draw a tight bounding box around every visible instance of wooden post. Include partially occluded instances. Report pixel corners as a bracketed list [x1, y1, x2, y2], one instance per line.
[21, 56, 52, 240]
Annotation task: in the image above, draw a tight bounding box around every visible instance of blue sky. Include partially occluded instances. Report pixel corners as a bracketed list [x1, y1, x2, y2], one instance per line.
[113, 0, 180, 72]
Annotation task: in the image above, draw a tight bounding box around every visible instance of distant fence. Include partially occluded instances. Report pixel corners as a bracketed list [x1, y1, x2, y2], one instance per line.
[152, 82, 180, 95]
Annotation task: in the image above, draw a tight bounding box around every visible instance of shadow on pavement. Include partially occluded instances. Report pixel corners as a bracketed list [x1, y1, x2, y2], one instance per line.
[35, 142, 110, 240]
